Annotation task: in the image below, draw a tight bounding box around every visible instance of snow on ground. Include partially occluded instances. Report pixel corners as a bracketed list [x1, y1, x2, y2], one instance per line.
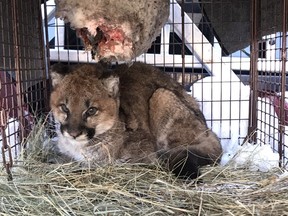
[220, 143, 279, 172]
[0, 118, 21, 163]
[190, 76, 287, 172]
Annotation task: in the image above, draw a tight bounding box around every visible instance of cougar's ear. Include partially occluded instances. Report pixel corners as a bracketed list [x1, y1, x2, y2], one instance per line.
[102, 76, 120, 98]
[50, 63, 71, 88]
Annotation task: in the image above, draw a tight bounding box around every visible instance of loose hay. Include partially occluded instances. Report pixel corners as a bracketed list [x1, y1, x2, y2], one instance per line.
[1, 120, 288, 215]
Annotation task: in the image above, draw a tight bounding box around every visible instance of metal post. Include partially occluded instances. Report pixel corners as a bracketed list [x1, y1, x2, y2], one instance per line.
[12, 0, 25, 141]
[278, 0, 288, 166]
[247, 0, 259, 142]
[181, 0, 185, 86]
[39, 0, 50, 114]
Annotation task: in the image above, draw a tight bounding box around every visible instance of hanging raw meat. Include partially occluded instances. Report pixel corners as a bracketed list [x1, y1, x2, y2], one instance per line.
[55, 0, 170, 62]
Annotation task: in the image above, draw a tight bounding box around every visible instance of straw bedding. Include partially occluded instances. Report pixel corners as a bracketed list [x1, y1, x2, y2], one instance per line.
[1, 121, 288, 216]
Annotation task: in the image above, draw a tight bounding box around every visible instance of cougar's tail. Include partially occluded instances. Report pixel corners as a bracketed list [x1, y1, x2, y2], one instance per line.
[158, 147, 221, 179]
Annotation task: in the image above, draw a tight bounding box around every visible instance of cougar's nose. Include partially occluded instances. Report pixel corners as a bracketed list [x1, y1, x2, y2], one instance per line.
[68, 129, 83, 139]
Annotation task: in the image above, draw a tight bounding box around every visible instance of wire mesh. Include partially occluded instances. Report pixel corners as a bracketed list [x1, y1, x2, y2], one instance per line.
[251, 0, 288, 166]
[0, 0, 48, 168]
[0, 0, 288, 170]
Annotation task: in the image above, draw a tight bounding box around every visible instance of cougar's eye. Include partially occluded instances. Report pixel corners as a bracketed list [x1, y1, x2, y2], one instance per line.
[86, 107, 98, 116]
[60, 104, 69, 113]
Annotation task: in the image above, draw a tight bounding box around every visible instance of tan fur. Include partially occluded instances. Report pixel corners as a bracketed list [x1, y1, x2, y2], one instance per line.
[149, 88, 222, 160]
[117, 130, 157, 163]
[50, 63, 156, 166]
[113, 62, 222, 178]
[113, 63, 221, 148]
[50, 62, 222, 178]
[50, 67, 119, 136]
[113, 63, 201, 132]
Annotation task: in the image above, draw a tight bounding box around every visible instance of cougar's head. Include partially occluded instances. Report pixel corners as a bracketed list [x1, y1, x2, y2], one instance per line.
[50, 64, 120, 143]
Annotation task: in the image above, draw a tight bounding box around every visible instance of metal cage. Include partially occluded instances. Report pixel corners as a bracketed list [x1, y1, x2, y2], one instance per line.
[0, 0, 288, 174]
[0, 0, 48, 176]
